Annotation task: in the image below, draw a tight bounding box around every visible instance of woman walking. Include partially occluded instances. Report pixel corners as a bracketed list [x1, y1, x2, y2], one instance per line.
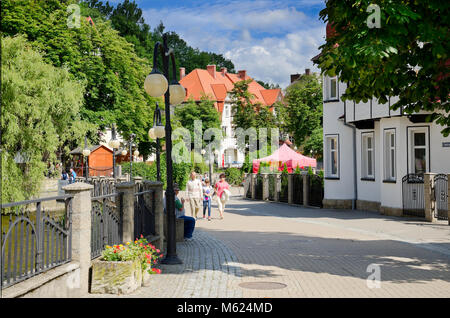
[186, 171, 203, 219]
[214, 173, 230, 219]
[202, 179, 213, 221]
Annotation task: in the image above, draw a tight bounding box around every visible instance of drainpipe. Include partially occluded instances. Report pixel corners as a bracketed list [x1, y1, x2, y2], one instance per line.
[343, 119, 358, 210]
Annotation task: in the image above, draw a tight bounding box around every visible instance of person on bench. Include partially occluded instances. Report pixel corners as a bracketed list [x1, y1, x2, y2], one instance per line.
[164, 183, 196, 241]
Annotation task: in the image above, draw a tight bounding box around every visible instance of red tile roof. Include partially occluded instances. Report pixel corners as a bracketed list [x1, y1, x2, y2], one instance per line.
[180, 66, 282, 113]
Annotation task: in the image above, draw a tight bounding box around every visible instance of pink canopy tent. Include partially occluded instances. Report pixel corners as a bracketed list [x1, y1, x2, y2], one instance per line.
[252, 144, 317, 173]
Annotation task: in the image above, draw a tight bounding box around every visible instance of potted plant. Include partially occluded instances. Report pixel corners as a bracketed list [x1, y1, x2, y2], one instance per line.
[90, 235, 163, 294]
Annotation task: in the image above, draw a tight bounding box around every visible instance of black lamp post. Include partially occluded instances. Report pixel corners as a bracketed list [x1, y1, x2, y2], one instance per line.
[82, 136, 91, 179]
[109, 124, 120, 178]
[149, 103, 164, 182]
[129, 134, 136, 179]
[144, 33, 186, 265]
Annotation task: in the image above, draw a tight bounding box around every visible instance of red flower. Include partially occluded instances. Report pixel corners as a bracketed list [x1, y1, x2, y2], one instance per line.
[156, 269, 161, 274]
[147, 260, 151, 264]
[140, 234, 144, 238]
[156, 249, 160, 253]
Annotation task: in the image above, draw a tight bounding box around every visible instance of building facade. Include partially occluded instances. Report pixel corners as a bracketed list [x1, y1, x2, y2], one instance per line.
[321, 75, 450, 215]
[179, 65, 282, 168]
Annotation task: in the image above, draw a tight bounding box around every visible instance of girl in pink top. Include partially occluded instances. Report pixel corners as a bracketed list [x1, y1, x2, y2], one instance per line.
[214, 173, 230, 219]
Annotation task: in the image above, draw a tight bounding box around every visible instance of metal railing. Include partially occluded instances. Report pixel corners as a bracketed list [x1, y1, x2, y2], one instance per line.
[268, 175, 276, 201]
[91, 193, 123, 259]
[278, 173, 289, 203]
[1, 195, 73, 288]
[254, 175, 263, 200]
[292, 174, 304, 205]
[308, 174, 324, 207]
[402, 174, 425, 217]
[433, 174, 448, 220]
[134, 190, 156, 240]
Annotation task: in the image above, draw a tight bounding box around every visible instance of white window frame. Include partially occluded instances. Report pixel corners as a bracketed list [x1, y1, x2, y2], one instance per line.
[325, 135, 339, 178]
[383, 129, 396, 181]
[408, 127, 429, 174]
[361, 132, 375, 180]
[325, 75, 338, 101]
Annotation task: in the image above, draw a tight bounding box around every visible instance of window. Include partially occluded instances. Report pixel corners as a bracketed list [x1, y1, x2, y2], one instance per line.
[409, 128, 429, 174]
[325, 76, 338, 101]
[361, 132, 375, 179]
[384, 130, 396, 181]
[326, 135, 339, 178]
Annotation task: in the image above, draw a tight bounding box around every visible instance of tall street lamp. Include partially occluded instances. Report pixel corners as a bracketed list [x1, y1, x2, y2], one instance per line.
[109, 124, 121, 178]
[82, 136, 91, 179]
[129, 134, 136, 179]
[144, 33, 185, 265]
[148, 102, 165, 182]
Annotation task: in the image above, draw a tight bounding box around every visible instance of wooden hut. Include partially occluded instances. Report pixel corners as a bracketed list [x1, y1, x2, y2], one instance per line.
[69, 145, 114, 177]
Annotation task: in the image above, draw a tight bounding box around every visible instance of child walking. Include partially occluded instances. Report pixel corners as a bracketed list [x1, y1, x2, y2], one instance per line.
[202, 179, 213, 221]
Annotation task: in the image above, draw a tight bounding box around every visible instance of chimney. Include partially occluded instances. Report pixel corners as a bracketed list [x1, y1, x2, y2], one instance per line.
[238, 70, 247, 79]
[290, 74, 300, 83]
[305, 68, 311, 76]
[207, 65, 216, 79]
[180, 67, 185, 80]
[221, 67, 227, 76]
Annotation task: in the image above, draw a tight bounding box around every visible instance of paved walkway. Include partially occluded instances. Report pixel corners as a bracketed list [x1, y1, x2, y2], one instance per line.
[91, 195, 450, 298]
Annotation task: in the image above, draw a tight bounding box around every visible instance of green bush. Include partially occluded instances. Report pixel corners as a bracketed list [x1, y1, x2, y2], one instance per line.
[225, 167, 244, 186]
[121, 152, 192, 190]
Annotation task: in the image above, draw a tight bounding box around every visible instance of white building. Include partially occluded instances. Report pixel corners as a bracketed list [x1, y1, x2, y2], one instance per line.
[179, 65, 282, 168]
[321, 73, 450, 216]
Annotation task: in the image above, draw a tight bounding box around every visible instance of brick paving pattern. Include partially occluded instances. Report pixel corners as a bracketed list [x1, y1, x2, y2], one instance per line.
[89, 194, 450, 298]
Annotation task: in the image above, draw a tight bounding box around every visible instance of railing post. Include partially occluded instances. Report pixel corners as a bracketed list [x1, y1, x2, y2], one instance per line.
[262, 174, 269, 201]
[62, 182, 93, 296]
[288, 174, 294, 204]
[251, 174, 256, 199]
[144, 181, 164, 250]
[116, 182, 135, 243]
[302, 172, 309, 207]
[424, 173, 437, 222]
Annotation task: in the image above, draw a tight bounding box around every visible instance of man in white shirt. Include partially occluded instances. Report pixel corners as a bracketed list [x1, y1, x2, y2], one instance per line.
[186, 171, 203, 218]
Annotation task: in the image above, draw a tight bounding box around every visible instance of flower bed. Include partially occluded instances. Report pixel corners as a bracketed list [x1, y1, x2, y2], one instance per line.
[90, 235, 164, 294]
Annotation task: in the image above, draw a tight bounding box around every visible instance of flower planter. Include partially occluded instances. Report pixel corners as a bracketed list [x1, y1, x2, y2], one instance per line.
[142, 270, 151, 287]
[90, 259, 143, 295]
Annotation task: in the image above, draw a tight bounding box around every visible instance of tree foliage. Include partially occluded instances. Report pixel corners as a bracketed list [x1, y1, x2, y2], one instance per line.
[1, 0, 158, 146]
[317, 0, 450, 135]
[1, 35, 90, 202]
[277, 74, 322, 154]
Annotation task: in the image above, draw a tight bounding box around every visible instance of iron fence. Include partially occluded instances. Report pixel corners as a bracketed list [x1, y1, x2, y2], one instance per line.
[1, 195, 73, 289]
[308, 174, 324, 207]
[292, 174, 304, 205]
[434, 174, 448, 220]
[268, 175, 276, 201]
[91, 193, 123, 259]
[254, 175, 263, 200]
[134, 190, 156, 240]
[278, 173, 289, 203]
[402, 174, 425, 217]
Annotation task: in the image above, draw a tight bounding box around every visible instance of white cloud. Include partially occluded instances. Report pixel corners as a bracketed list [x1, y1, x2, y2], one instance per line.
[143, 0, 326, 88]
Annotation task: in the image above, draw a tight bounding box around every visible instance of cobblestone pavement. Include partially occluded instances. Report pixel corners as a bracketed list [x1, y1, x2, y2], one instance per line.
[90, 195, 450, 298]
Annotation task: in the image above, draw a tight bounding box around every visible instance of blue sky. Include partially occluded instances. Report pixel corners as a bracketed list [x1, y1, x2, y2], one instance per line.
[110, 0, 327, 88]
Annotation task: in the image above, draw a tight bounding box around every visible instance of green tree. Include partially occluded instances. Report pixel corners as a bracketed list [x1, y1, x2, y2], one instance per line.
[1, 35, 90, 202]
[317, 0, 450, 135]
[278, 74, 322, 150]
[174, 96, 221, 142]
[1, 0, 159, 148]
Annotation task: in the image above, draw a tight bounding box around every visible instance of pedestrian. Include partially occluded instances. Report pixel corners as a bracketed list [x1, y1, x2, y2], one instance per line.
[61, 170, 69, 181]
[202, 178, 213, 221]
[69, 168, 77, 184]
[164, 184, 196, 241]
[186, 171, 203, 219]
[214, 173, 230, 220]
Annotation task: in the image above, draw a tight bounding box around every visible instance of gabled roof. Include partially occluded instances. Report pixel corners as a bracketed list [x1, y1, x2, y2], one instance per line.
[70, 144, 112, 155]
[180, 66, 282, 114]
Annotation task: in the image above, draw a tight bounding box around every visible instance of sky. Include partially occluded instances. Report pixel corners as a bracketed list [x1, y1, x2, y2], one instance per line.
[111, 0, 327, 88]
